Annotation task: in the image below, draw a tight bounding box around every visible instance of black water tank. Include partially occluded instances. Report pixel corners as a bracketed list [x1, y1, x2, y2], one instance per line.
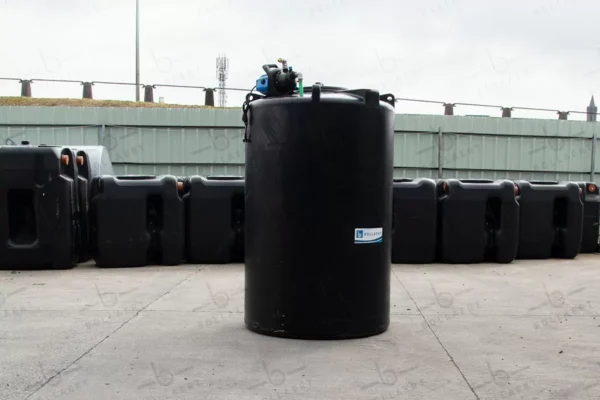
[244, 85, 396, 339]
[574, 182, 599, 253]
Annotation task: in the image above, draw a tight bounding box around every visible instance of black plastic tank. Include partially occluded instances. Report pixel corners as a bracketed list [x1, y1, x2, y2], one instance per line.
[436, 179, 520, 263]
[515, 180, 583, 259]
[0, 145, 80, 269]
[71, 145, 115, 178]
[244, 85, 396, 339]
[184, 175, 245, 263]
[391, 178, 437, 263]
[574, 182, 600, 253]
[88, 175, 185, 267]
[70, 146, 115, 262]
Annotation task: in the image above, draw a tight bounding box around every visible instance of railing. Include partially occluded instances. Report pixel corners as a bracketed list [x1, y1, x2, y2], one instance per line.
[1, 76, 598, 120]
[393, 97, 597, 121]
[0, 77, 250, 107]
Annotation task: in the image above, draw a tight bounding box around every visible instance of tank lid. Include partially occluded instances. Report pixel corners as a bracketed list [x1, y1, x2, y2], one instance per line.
[302, 85, 395, 108]
[303, 84, 347, 93]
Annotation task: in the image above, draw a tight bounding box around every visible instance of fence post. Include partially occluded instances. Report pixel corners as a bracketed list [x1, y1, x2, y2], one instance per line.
[82, 82, 94, 99]
[143, 85, 155, 102]
[98, 124, 106, 149]
[438, 127, 443, 178]
[204, 88, 215, 106]
[20, 80, 32, 97]
[591, 133, 597, 183]
[443, 103, 454, 116]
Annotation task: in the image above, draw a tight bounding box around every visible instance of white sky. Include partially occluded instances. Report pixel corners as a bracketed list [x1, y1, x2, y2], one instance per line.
[0, 0, 598, 119]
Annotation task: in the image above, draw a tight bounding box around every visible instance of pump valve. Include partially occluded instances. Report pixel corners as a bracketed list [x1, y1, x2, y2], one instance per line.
[277, 58, 289, 71]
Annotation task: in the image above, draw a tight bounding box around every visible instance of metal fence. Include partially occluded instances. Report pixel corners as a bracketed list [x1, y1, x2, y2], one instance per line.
[2, 76, 599, 120]
[1, 106, 598, 183]
[0, 77, 249, 107]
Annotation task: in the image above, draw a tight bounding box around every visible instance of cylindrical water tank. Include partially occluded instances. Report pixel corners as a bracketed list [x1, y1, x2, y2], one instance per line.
[244, 85, 395, 339]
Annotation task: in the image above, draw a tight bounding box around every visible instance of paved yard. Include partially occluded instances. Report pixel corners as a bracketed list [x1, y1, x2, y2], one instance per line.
[1, 257, 600, 400]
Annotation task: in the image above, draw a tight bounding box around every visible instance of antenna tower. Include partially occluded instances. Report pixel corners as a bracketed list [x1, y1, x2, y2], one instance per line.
[216, 54, 229, 107]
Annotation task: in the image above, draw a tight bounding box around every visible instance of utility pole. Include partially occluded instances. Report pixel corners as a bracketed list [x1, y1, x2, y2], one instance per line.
[135, 0, 140, 101]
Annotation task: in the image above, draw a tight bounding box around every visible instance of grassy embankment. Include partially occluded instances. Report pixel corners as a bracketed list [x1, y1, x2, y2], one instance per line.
[0, 97, 241, 109]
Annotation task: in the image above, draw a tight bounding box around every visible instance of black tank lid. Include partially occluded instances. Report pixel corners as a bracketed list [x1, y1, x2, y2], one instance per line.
[302, 83, 347, 92]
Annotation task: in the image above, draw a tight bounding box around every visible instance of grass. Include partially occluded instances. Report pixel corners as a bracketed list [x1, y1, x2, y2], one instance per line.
[0, 97, 241, 109]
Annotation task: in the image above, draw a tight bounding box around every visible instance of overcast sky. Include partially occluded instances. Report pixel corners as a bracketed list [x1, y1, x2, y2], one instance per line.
[1, 0, 598, 119]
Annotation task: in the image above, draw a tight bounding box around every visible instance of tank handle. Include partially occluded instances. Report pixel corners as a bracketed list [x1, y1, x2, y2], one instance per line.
[337, 89, 395, 108]
[206, 175, 244, 181]
[459, 179, 494, 184]
[380, 93, 395, 108]
[529, 180, 560, 185]
[262, 64, 279, 74]
[242, 91, 265, 143]
[311, 84, 321, 102]
[115, 175, 157, 180]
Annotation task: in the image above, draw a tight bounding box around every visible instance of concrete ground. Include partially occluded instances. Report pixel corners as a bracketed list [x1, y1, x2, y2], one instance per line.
[1, 257, 600, 400]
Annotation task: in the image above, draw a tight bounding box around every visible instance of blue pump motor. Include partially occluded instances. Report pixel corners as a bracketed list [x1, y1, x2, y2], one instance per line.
[256, 74, 269, 95]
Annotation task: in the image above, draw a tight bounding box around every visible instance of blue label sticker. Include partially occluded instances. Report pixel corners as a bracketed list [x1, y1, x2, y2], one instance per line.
[354, 228, 383, 244]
